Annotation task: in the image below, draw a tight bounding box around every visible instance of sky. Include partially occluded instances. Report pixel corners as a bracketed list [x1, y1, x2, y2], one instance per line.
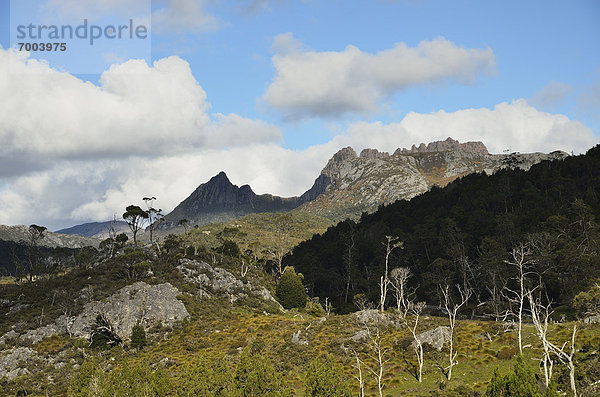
[0, 0, 599, 231]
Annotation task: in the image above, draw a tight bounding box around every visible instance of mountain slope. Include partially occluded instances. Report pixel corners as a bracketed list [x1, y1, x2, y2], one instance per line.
[287, 144, 599, 310]
[56, 221, 130, 239]
[161, 171, 328, 228]
[298, 137, 568, 221]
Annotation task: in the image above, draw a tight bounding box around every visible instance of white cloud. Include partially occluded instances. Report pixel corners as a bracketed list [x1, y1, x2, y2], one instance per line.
[262, 35, 496, 119]
[1, 47, 596, 231]
[342, 100, 597, 155]
[0, 48, 281, 177]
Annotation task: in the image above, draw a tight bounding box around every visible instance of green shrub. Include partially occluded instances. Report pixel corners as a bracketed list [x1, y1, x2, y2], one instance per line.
[276, 266, 307, 309]
[177, 354, 235, 396]
[305, 299, 326, 317]
[234, 345, 293, 396]
[304, 355, 352, 397]
[497, 345, 519, 360]
[573, 280, 600, 318]
[485, 355, 556, 397]
[130, 322, 147, 349]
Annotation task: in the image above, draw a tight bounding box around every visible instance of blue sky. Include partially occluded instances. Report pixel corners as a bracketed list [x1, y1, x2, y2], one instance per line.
[0, 0, 599, 229]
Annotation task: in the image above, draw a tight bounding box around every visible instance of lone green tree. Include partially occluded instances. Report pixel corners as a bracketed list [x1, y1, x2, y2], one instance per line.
[123, 205, 148, 246]
[276, 266, 307, 309]
[143, 196, 163, 247]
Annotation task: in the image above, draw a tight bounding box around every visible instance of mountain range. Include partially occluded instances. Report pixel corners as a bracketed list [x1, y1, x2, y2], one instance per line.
[20, 138, 569, 237]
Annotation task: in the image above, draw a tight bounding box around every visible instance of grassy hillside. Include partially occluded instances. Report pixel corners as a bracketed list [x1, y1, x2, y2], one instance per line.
[1, 242, 599, 396]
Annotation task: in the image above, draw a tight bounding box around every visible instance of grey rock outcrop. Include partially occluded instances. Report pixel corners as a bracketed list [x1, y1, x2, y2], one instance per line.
[360, 149, 390, 159]
[0, 347, 35, 381]
[20, 324, 60, 344]
[68, 282, 189, 341]
[178, 259, 282, 309]
[412, 326, 452, 351]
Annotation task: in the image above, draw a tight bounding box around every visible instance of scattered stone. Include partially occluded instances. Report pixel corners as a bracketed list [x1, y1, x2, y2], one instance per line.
[583, 315, 600, 324]
[351, 330, 369, 343]
[291, 330, 308, 346]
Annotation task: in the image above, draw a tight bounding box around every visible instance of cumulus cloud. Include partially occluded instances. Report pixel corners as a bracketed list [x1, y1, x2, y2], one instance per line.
[262, 35, 496, 119]
[342, 100, 597, 155]
[1, 48, 596, 231]
[0, 48, 281, 177]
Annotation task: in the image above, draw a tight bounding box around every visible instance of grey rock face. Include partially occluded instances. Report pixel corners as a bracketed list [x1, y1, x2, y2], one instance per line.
[0, 347, 34, 381]
[412, 326, 452, 351]
[20, 324, 60, 344]
[69, 282, 189, 341]
[395, 137, 489, 155]
[360, 149, 390, 159]
[178, 259, 282, 309]
[0, 331, 18, 346]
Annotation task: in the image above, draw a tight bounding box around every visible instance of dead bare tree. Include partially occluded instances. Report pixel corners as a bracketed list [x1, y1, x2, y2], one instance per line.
[350, 349, 365, 397]
[343, 220, 356, 303]
[240, 258, 249, 278]
[485, 268, 511, 322]
[379, 236, 403, 313]
[527, 289, 554, 389]
[404, 301, 426, 382]
[390, 267, 411, 317]
[549, 324, 578, 397]
[528, 289, 579, 397]
[361, 319, 389, 397]
[502, 242, 536, 353]
[440, 284, 471, 381]
[266, 214, 294, 278]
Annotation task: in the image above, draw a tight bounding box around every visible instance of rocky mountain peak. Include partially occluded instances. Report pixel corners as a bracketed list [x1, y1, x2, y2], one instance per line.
[393, 137, 488, 155]
[359, 149, 390, 159]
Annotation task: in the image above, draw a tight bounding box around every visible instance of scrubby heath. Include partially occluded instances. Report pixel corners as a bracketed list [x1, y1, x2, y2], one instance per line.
[1, 146, 600, 396]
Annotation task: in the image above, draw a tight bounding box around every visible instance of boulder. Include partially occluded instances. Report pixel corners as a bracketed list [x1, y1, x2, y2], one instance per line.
[353, 309, 392, 326]
[69, 282, 189, 341]
[412, 326, 451, 351]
